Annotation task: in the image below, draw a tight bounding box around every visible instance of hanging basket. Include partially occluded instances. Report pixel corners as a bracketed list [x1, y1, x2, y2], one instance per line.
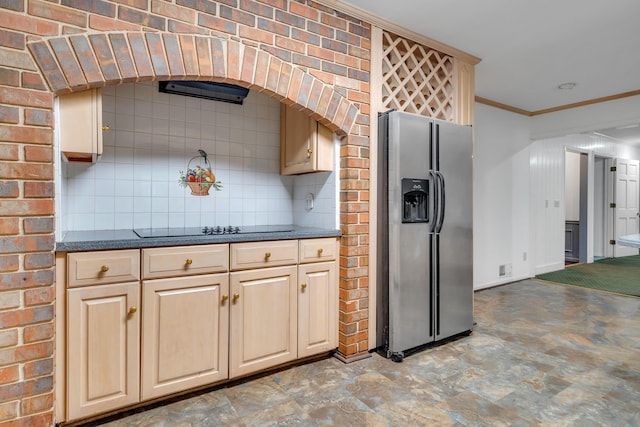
[187, 181, 211, 196]
[178, 151, 222, 197]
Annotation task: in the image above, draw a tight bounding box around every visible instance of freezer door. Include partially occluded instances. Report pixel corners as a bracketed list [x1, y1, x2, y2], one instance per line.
[386, 111, 434, 353]
[433, 119, 474, 340]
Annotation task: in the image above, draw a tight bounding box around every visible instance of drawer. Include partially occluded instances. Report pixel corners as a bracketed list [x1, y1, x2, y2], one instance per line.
[299, 238, 337, 263]
[142, 244, 229, 279]
[67, 249, 140, 288]
[230, 240, 298, 270]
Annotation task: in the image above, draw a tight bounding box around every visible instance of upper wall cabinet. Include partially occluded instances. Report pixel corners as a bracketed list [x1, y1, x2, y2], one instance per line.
[280, 105, 334, 175]
[58, 88, 105, 163]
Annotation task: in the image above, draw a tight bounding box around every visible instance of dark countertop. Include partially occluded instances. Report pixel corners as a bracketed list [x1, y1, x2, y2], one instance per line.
[56, 226, 342, 252]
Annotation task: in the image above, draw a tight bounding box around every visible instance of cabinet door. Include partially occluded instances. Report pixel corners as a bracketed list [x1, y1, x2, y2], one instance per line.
[141, 274, 229, 400]
[229, 266, 297, 378]
[67, 282, 140, 421]
[280, 105, 334, 175]
[298, 261, 338, 358]
[58, 88, 103, 163]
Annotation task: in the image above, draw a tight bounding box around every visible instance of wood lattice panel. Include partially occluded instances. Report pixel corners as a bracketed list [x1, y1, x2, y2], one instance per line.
[382, 31, 455, 121]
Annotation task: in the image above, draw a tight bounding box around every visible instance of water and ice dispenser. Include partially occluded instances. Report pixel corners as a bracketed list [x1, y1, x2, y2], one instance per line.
[401, 178, 429, 223]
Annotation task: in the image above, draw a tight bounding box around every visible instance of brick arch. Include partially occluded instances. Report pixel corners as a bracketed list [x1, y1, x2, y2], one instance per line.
[27, 32, 359, 136]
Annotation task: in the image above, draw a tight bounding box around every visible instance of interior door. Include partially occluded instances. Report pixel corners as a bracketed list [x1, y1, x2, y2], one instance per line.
[613, 158, 640, 257]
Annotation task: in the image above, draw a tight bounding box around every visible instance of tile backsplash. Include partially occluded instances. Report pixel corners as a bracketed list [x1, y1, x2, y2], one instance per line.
[56, 81, 338, 239]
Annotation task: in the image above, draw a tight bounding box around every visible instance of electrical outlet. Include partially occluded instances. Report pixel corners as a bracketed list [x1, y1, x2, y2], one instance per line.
[499, 264, 505, 276]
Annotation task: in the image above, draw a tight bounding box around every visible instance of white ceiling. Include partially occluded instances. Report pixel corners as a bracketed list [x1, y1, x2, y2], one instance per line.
[340, 0, 640, 144]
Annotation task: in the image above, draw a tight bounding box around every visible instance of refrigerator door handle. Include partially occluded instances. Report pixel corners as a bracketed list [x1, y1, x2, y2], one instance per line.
[429, 170, 438, 233]
[435, 171, 446, 233]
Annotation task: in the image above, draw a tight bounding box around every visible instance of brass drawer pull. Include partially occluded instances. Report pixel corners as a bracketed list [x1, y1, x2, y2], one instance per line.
[233, 293, 240, 302]
[301, 283, 307, 290]
[100, 265, 109, 273]
[221, 295, 229, 304]
[265, 252, 271, 259]
[185, 258, 193, 265]
[317, 248, 323, 255]
[128, 306, 137, 314]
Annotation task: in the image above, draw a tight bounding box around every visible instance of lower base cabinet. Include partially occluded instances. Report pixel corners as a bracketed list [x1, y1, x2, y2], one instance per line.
[298, 261, 337, 358]
[229, 266, 298, 378]
[141, 274, 229, 400]
[67, 282, 140, 421]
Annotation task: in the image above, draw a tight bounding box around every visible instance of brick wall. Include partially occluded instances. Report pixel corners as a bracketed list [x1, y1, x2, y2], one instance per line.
[0, 0, 371, 424]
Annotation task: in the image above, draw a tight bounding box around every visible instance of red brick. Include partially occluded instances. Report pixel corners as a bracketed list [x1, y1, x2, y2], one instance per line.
[168, 19, 209, 35]
[257, 17, 290, 37]
[0, 255, 19, 272]
[0, 87, 53, 110]
[291, 52, 321, 70]
[258, 0, 285, 9]
[0, 365, 19, 385]
[296, 73, 314, 107]
[27, 42, 68, 92]
[178, 35, 199, 79]
[128, 33, 155, 78]
[21, 72, 48, 91]
[23, 358, 53, 379]
[0, 330, 19, 349]
[0, 400, 17, 422]
[275, 35, 305, 54]
[23, 323, 53, 344]
[145, 33, 170, 79]
[0, 163, 53, 181]
[198, 14, 237, 35]
[211, 37, 227, 78]
[253, 50, 270, 89]
[61, 0, 116, 17]
[240, 45, 258, 84]
[0, 306, 53, 329]
[238, 25, 273, 44]
[265, 56, 282, 95]
[306, 79, 324, 112]
[0, 375, 53, 401]
[69, 35, 104, 85]
[23, 217, 54, 234]
[321, 13, 347, 31]
[276, 62, 292, 98]
[0, 236, 56, 257]
[0, 145, 19, 161]
[0, 106, 19, 125]
[23, 146, 53, 163]
[89, 14, 141, 31]
[163, 34, 186, 77]
[0, 29, 24, 50]
[29, 0, 87, 27]
[0, 217, 19, 234]
[152, 0, 196, 22]
[20, 392, 53, 416]
[0, 13, 58, 36]
[275, 9, 304, 29]
[195, 37, 214, 77]
[24, 253, 55, 271]
[22, 110, 52, 128]
[0, 68, 20, 87]
[291, 28, 320, 46]
[220, 5, 255, 26]
[290, 1, 318, 20]
[176, 0, 218, 15]
[260, 45, 291, 63]
[90, 33, 122, 82]
[2, 413, 54, 427]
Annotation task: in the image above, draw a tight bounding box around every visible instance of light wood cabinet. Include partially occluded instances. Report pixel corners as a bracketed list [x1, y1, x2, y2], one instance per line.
[67, 249, 140, 287]
[58, 88, 104, 163]
[280, 104, 334, 175]
[67, 282, 140, 420]
[229, 266, 298, 378]
[230, 240, 298, 270]
[298, 261, 337, 358]
[141, 274, 229, 400]
[142, 244, 228, 279]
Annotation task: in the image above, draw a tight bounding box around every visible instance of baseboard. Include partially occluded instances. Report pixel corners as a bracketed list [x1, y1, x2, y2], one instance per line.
[535, 262, 564, 275]
[474, 274, 532, 291]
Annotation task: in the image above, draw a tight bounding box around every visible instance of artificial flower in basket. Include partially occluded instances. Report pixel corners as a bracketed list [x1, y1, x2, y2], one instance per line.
[179, 163, 222, 196]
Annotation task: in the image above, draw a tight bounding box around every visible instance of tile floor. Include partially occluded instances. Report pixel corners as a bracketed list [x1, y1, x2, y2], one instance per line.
[100, 279, 640, 426]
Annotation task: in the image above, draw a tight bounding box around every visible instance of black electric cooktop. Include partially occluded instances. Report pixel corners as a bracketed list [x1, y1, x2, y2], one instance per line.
[133, 225, 294, 238]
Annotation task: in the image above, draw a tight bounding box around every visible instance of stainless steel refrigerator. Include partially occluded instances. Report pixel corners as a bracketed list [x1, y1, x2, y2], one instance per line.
[377, 110, 473, 362]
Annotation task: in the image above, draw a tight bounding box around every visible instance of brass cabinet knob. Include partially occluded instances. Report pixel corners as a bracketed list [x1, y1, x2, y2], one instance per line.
[185, 258, 193, 265]
[233, 293, 240, 302]
[317, 248, 324, 255]
[265, 252, 271, 259]
[128, 306, 137, 314]
[307, 148, 313, 158]
[301, 283, 307, 290]
[221, 295, 229, 304]
[100, 265, 109, 272]
[102, 125, 110, 131]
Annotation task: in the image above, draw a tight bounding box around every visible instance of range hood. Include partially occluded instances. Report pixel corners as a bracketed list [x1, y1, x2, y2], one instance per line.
[159, 81, 249, 104]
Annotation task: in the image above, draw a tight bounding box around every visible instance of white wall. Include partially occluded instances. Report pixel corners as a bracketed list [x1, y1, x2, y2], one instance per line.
[473, 103, 532, 289]
[57, 81, 338, 237]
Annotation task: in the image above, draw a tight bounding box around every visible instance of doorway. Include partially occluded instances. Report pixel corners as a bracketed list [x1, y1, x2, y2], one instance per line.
[564, 151, 587, 264]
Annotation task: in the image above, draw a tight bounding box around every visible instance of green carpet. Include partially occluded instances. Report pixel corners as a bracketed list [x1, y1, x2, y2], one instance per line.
[536, 255, 640, 297]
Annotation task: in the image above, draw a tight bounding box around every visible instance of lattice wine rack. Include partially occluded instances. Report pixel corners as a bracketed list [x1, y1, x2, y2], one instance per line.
[382, 31, 455, 121]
